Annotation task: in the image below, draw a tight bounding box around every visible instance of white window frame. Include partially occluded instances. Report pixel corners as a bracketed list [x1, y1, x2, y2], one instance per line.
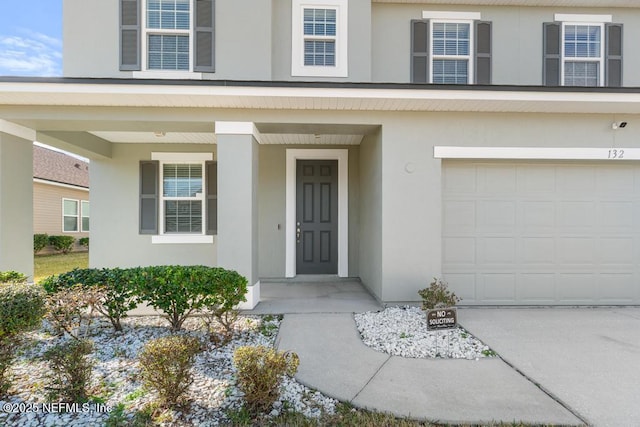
[429, 19, 474, 84]
[140, 0, 195, 73]
[560, 21, 605, 87]
[62, 198, 80, 233]
[151, 152, 213, 244]
[81, 200, 90, 232]
[291, 0, 348, 77]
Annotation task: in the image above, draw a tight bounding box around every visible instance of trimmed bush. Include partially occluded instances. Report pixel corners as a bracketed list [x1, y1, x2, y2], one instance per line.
[133, 266, 246, 331]
[233, 346, 299, 414]
[200, 268, 248, 344]
[0, 282, 46, 397]
[34, 233, 50, 254]
[42, 268, 138, 332]
[138, 335, 201, 408]
[78, 237, 89, 249]
[44, 339, 94, 403]
[45, 284, 103, 340]
[49, 235, 76, 254]
[0, 271, 28, 284]
[418, 278, 461, 310]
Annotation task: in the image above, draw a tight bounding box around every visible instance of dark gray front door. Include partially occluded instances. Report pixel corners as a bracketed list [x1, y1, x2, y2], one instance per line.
[296, 160, 338, 274]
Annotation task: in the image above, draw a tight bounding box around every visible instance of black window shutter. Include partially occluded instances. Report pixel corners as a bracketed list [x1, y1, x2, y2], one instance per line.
[543, 22, 561, 86]
[205, 161, 218, 235]
[120, 0, 141, 71]
[606, 23, 623, 87]
[139, 161, 159, 235]
[475, 21, 492, 84]
[411, 20, 429, 83]
[194, 0, 215, 72]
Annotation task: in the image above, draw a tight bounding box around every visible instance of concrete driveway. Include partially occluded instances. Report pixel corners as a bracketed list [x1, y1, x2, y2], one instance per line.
[459, 308, 640, 427]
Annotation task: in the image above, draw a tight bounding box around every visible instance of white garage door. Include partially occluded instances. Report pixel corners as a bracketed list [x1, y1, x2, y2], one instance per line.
[442, 161, 640, 305]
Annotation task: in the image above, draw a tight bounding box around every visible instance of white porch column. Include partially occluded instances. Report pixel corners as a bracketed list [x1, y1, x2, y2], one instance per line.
[215, 122, 260, 309]
[0, 131, 34, 279]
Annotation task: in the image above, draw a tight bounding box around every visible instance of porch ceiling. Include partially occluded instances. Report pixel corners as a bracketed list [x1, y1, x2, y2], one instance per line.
[372, 0, 638, 6]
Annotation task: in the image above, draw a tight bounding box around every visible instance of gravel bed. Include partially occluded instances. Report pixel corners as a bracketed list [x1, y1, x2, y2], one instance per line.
[0, 315, 337, 427]
[355, 306, 496, 359]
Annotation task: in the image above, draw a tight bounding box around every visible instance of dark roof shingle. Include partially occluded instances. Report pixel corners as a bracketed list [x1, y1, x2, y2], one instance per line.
[33, 145, 89, 188]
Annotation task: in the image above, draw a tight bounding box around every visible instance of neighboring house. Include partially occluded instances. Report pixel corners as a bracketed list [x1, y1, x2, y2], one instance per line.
[33, 145, 89, 253]
[0, 0, 639, 306]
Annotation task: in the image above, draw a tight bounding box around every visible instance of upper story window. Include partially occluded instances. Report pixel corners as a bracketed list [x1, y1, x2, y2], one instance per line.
[412, 12, 491, 85]
[119, 0, 215, 75]
[543, 14, 622, 87]
[292, 0, 348, 78]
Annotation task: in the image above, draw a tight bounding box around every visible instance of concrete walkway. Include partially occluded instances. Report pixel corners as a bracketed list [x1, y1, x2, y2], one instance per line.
[275, 312, 583, 426]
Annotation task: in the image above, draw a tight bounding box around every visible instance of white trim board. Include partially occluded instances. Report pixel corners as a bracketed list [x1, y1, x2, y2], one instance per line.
[434, 146, 640, 160]
[33, 178, 89, 192]
[285, 149, 349, 278]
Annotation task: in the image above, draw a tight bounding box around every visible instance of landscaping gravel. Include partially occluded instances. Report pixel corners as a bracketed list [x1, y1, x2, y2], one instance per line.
[355, 306, 496, 359]
[0, 315, 337, 427]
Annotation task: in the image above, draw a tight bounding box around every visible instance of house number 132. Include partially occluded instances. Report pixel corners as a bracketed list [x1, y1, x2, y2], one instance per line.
[608, 149, 624, 159]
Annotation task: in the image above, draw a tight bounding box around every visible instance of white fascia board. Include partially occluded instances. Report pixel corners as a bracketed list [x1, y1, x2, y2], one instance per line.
[422, 11, 481, 20]
[434, 146, 640, 160]
[151, 152, 213, 161]
[555, 14, 612, 23]
[33, 178, 89, 191]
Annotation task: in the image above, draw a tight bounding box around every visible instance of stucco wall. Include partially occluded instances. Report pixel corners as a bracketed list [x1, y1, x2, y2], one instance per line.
[89, 143, 217, 269]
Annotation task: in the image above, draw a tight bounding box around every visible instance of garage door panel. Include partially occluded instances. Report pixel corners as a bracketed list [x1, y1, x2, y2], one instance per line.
[521, 238, 555, 264]
[481, 274, 516, 302]
[557, 273, 597, 302]
[443, 161, 640, 305]
[598, 274, 636, 302]
[518, 274, 556, 302]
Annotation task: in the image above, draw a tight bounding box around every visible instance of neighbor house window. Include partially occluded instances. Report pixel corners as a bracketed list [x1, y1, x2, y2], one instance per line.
[81, 201, 90, 232]
[292, 0, 348, 77]
[63, 199, 79, 232]
[411, 12, 491, 85]
[543, 15, 622, 87]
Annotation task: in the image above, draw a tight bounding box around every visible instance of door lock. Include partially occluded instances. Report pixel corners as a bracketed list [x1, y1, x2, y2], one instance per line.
[296, 222, 301, 243]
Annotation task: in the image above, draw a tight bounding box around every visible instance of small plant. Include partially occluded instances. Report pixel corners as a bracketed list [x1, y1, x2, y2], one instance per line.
[0, 282, 46, 397]
[0, 271, 28, 284]
[48, 235, 76, 254]
[399, 332, 412, 339]
[34, 233, 50, 254]
[45, 284, 104, 340]
[104, 403, 128, 427]
[482, 349, 498, 357]
[78, 237, 89, 249]
[233, 346, 299, 414]
[138, 335, 202, 408]
[418, 277, 461, 310]
[44, 339, 94, 403]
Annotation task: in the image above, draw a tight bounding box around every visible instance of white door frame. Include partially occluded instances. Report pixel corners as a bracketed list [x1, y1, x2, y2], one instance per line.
[285, 149, 349, 277]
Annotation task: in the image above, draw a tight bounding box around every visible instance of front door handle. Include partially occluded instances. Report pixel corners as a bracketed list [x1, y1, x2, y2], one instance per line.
[296, 222, 301, 243]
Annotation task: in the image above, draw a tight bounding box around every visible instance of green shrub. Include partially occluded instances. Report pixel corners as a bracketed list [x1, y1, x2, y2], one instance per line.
[418, 278, 461, 310]
[42, 268, 138, 332]
[138, 335, 202, 408]
[78, 237, 89, 249]
[45, 284, 103, 340]
[133, 265, 246, 331]
[49, 235, 76, 254]
[233, 346, 299, 414]
[0, 282, 45, 397]
[0, 271, 28, 285]
[34, 233, 49, 254]
[44, 339, 94, 403]
[200, 268, 247, 344]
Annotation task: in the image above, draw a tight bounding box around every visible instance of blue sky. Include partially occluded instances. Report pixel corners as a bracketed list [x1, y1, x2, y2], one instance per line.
[0, 1, 62, 76]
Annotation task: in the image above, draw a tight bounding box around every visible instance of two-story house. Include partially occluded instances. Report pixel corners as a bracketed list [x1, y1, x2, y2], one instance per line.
[0, 0, 639, 307]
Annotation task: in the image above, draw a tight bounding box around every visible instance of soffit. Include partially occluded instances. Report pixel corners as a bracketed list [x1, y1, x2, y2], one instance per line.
[372, 0, 638, 7]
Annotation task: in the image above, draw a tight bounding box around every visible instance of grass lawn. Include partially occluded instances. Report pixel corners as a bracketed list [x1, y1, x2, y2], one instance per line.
[34, 251, 89, 282]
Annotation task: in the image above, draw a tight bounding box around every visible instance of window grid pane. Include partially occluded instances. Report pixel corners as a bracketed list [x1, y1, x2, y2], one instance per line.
[64, 217, 78, 232]
[303, 8, 336, 36]
[432, 59, 469, 84]
[163, 163, 203, 197]
[564, 61, 599, 86]
[81, 201, 90, 232]
[564, 25, 600, 58]
[304, 40, 335, 66]
[148, 34, 190, 70]
[147, 0, 190, 30]
[432, 22, 470, 56]
[165, 201, 202, 233]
